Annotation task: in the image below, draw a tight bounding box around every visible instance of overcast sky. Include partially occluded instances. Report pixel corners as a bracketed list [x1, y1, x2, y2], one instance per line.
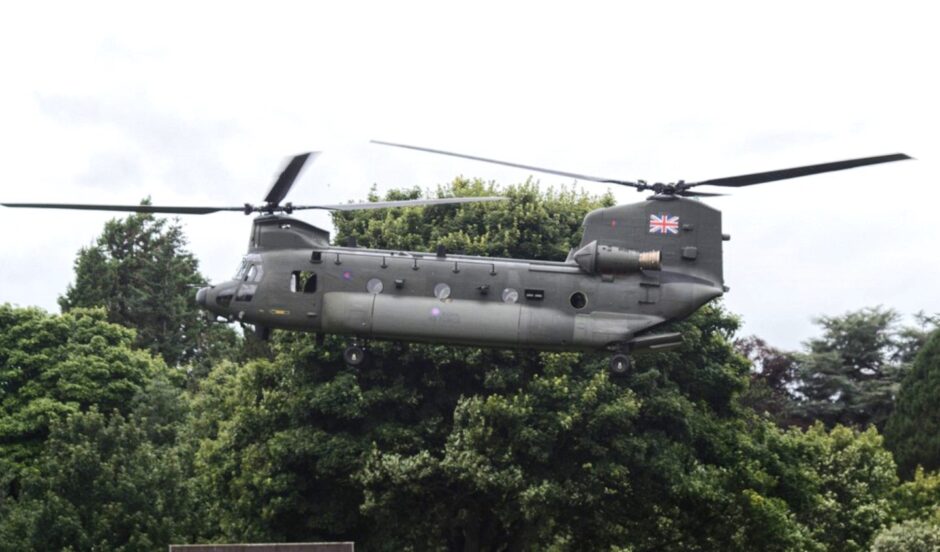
[1, 1, 936, 351]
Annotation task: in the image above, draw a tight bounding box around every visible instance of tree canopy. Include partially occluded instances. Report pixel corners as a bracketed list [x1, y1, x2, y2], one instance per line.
[0, 305, 164, 486]
[793, 307, 905, 429]
[885, 330, 940, 478]
[741, 307, 937, 432]
[58, 207, 237, 369]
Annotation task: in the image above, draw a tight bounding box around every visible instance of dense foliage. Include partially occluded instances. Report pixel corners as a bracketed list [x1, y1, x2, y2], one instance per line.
[884, 330, 940, 478]
[1, 179, 938, 550]
[736, 336, 800, 425]
[0, 306, 164, 487]
[0, 407, 201, 550]
[794, 307, 909, 429]
[871, 519, 940, 552]
[58, 207, 238, 370]
[741, 308, 938, 433]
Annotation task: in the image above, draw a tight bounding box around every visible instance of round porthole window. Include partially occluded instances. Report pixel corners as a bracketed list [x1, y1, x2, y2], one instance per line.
[366, 278, 384, 294]
[434, 282, 451, 300]
[501, 288, 519, 304]
[570, 291, 587, 309]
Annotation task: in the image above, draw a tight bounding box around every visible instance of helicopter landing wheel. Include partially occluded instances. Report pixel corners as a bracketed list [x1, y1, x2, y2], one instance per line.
[343, 344, 367, 366]
[609, 353, 631, 375]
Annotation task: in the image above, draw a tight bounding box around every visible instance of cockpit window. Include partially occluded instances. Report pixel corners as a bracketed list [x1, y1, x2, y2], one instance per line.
[234, 254, 264, 281]
[234, 260, 250, 281]
[245, 264, 264, 282]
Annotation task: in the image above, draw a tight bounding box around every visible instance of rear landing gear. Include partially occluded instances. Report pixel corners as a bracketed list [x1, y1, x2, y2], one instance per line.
[343, 343, 367, 366]
[609, 353, 632, 375]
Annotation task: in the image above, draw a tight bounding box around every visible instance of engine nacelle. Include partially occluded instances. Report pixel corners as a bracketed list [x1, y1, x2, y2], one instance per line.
[572, 240, 661, 274]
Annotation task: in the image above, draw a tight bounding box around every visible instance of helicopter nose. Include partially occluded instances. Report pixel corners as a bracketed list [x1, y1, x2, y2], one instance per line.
[196, 286, 209, 307]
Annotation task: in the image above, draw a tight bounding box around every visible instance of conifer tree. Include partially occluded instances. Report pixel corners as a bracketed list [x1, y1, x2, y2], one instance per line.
[58, 205, 237, 369]
[884, 330, 940, 478]
[793, 307, 906, 429]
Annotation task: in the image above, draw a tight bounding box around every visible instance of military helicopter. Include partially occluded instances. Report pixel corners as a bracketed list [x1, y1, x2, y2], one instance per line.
[2, 144, 911, 373]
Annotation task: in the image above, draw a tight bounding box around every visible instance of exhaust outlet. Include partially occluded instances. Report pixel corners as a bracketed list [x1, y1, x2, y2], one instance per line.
[573, 240, 662, 274]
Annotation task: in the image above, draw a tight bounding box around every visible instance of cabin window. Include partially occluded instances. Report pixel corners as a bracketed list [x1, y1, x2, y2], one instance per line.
[570, 291, 587, 309]
[291, 271, 317, 294]
[366, 278, 384, 294]
[434, 283, 451, 300]
[501, 288, 519, 304]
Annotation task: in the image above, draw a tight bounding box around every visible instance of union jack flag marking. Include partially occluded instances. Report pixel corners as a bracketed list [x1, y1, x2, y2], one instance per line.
[649, 213, 680, 235]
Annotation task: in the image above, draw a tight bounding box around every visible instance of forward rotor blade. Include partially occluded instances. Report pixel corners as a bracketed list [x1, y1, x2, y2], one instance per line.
[292, 196, 507, 211]
[372, 140, 640, 188]
[263, 152, 318, 205]
[688, 153, 912, 189]
[1, 202, 244, 215]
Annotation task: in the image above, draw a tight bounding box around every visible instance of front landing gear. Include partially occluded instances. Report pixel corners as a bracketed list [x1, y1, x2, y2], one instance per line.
[343, 343, 367, 366]
[609, 353, 632, 375]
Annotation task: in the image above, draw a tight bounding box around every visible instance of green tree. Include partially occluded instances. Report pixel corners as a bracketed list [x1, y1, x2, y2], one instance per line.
[357, 306, 771, 550]
[0, 407, 201, 551]
[196, 303, 807, 550]
[0, 305, 163, 484]
[193, 305, 905, 550]
[884, 330, 940, 478]
[871, 519, 940, 552]
[332, 178, 615, 258]
[895, 312, 940, 366]
[890, 467, 940, 521]
[786, 424, 898, 551]
[737, 336, 800, 425]
[793, 307, 906, 429]
[58, 207, 238, 369]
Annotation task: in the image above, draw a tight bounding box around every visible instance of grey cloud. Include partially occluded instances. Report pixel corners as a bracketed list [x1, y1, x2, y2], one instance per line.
[36, 93, 237, 195]
[735, 130, 836, 154]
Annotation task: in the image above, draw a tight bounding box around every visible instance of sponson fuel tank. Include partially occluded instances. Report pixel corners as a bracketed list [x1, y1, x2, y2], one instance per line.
[319, 292, 664, 350]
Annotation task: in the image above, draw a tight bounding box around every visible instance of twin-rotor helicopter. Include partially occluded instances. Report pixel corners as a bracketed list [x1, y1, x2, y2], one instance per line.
[3, 143, 911, 373]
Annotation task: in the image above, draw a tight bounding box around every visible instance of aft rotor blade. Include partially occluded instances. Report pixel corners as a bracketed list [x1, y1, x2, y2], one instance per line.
[372, 140, 640, 188]
[676, 190, 726, 198]
[688, 153, 912, 189]
[1, 202, 245, 214]
[263, 152, 318, 205]
[292, 196, 507, 211]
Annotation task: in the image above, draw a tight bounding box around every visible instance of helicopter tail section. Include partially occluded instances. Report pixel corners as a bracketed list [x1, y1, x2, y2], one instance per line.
[580, 197, 724, 285]
[579, 197, 726, 320]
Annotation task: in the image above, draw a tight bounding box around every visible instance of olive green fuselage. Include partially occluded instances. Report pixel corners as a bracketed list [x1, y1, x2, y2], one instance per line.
[198, 197, 726, 352]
